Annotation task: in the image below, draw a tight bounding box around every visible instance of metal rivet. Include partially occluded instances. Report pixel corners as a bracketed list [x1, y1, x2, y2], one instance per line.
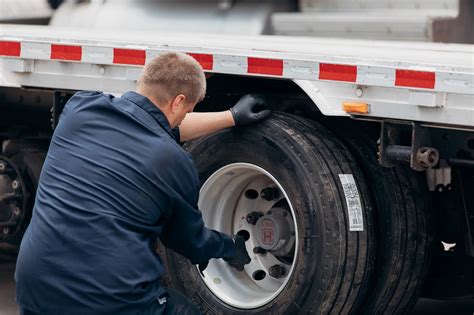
[355, 88, 363, 97]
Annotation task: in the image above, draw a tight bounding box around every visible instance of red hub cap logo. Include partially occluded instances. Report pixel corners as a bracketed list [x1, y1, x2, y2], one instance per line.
[261, 219, 275, 245]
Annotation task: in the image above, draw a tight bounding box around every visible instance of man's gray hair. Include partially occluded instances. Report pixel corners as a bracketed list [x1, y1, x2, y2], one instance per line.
[138, 52, 206, 105]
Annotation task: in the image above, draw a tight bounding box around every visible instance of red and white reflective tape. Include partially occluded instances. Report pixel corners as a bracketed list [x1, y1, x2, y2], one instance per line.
[0, 41, 21, 57]
[1, 40, 472, 94]
[113, 48, 146, 66]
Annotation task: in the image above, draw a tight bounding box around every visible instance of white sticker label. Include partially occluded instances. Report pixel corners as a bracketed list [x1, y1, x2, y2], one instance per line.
[339, 174, 364, 232]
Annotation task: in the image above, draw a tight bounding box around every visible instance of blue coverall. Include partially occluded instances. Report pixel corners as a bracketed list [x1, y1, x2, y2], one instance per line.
[15, 91, 235, 314]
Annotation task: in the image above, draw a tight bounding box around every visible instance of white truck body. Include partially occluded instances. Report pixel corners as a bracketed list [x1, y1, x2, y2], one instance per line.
[1, 25, 473, 129]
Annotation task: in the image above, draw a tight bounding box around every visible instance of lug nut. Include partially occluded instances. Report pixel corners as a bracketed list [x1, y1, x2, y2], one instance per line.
[246, 211, 263, 225]
[0, 162, 5, 172]
[253, 247, 267, 255]
[260, 187, 279, 201]
[268, 264, 286, 278]
[12, 180, 19, 190]
[2, 228, 9, 235]
[13, 207, 21, 216]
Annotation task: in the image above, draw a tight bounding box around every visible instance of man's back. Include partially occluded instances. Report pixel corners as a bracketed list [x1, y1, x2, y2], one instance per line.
[14, 51, 262, 314]
[15, 91, 198, 314]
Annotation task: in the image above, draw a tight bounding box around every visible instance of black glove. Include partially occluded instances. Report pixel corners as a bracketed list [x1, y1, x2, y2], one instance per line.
[230, 94, 270, 126]
[223, 235, 251, 271]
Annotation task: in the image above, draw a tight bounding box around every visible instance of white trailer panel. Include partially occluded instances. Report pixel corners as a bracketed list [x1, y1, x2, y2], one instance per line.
[0, 25, 473, 128]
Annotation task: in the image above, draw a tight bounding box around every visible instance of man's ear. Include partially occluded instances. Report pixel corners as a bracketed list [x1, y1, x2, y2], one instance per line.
[171, 94, 187, 113]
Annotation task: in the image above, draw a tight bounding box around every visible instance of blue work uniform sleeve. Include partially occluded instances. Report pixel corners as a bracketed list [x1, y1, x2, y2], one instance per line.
[160, 189, 235, 265]
[158, 152, 235, 265]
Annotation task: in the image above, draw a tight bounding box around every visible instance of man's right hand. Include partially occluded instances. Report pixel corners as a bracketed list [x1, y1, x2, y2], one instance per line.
[223, 235, 251, 271]
[229, 94, 270, 126]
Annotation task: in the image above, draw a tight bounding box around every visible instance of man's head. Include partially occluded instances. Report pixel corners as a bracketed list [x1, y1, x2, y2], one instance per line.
[136, 52, 206, 128]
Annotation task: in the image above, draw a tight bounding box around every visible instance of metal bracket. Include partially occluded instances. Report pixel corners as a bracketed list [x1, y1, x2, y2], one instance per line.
[379, 120, 440, 171]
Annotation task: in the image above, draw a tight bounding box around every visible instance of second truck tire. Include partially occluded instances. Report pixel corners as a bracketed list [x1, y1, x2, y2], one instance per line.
[330, 124, 433, 314]
[166, 113, 375, 314]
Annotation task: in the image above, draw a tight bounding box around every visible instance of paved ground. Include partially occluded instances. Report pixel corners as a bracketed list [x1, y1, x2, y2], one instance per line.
[0, 263, 17, 315]
[1, 261, 473, 314]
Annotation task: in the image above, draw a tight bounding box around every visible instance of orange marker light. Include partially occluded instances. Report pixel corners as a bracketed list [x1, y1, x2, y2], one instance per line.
[343, 102, 370, 114]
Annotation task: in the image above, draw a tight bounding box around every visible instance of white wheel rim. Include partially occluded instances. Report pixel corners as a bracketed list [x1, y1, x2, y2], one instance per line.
[198, 163, 298, 309]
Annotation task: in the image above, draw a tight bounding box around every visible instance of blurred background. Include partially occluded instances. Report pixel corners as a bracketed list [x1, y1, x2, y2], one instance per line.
[1, 0, 473, 43]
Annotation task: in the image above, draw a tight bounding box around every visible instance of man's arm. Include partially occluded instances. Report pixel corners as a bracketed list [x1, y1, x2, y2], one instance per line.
[178, 95, 270, 142]
[178, 111, 234, 142]
[158, 158, 236, 265]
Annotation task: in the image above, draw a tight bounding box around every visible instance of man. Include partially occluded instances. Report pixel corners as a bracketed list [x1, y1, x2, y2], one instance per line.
[15, 52, 270, 314]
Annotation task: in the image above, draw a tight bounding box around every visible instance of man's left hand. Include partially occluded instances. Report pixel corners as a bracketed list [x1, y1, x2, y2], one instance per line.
[223, 235, 251, 271]
[230, 95, 270, 126]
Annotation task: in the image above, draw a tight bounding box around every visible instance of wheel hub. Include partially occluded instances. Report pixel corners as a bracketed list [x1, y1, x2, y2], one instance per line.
[198, 163, 298, 309]
[255, 207, 295, 256]
[0, 157, 27, 241]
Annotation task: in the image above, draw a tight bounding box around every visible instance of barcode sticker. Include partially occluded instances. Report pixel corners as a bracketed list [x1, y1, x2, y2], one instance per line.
[339, 174, 364, 232]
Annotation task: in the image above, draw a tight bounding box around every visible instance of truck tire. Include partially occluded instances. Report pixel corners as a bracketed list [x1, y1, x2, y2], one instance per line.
[165, 113, 374, 314]
[327, 123, 433, 314]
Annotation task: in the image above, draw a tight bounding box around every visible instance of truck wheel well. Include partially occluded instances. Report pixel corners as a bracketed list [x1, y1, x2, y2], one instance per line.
[197, 74, 319, 116]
